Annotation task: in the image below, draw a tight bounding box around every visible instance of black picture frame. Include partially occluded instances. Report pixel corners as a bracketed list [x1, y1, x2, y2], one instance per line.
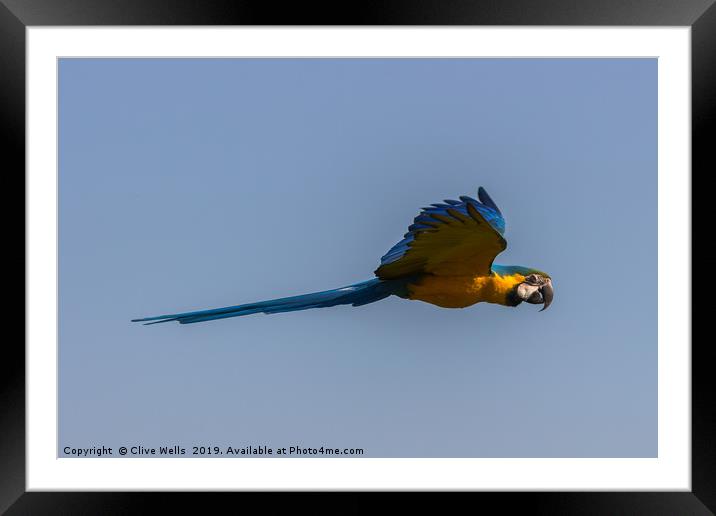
[5, 1, 711, 513]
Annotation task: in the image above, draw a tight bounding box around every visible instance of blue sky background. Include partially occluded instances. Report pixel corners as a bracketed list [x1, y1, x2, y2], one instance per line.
[58, 58, 657, 457]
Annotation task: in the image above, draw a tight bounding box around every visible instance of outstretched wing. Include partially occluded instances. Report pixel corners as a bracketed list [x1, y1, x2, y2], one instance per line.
[375, 187, 507, 279]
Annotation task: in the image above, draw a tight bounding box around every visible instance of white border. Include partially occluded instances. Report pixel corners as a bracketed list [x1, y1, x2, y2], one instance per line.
[27, 27, 691, 490]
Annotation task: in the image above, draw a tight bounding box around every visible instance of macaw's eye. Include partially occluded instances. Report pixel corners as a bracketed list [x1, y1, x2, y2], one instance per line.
[524, 274, 542, 286]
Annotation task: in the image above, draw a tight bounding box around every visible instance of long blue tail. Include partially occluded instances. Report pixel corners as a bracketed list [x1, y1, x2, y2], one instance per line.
[132, 278, 400, 325]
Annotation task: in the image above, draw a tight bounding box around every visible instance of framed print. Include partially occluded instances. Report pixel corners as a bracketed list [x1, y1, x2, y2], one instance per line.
[6, 0, 713, 513]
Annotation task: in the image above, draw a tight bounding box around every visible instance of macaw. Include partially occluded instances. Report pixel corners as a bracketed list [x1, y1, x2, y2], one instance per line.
[132, 187, 553, 325]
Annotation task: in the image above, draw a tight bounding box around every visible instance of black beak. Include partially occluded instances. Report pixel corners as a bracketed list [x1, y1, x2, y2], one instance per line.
[539, 281, 554, 312]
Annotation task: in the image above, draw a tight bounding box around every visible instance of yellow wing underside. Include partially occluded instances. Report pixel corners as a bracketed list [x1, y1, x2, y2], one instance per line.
[375, 210, 507, 279]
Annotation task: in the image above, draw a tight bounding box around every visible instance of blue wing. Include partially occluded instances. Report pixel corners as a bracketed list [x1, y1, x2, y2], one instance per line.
[375, 187, 507, 279]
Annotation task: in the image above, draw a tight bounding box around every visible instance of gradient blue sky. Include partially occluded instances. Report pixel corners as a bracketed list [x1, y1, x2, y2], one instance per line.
[59, 58, 657, 457]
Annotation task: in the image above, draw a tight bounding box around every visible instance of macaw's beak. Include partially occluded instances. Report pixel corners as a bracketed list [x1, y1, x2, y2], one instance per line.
[538, 279, 553, 312]
[516, 276, 554, 312]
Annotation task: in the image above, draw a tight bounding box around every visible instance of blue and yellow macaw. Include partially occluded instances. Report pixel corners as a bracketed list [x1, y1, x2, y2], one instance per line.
[133, 187, 553, 325]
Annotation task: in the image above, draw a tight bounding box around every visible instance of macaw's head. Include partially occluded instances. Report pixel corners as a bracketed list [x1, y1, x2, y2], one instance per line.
[512, 272, 554, 312]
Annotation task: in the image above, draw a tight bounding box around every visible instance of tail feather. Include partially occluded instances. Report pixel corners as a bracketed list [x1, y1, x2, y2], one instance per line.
[132, 278, 397, 325]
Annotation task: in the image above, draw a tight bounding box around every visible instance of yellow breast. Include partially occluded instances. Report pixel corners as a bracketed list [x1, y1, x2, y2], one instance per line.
[407, 273, 525, 308]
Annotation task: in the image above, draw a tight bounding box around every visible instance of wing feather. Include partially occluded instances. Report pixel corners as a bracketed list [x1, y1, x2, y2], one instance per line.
[375, 188, 507, 279]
